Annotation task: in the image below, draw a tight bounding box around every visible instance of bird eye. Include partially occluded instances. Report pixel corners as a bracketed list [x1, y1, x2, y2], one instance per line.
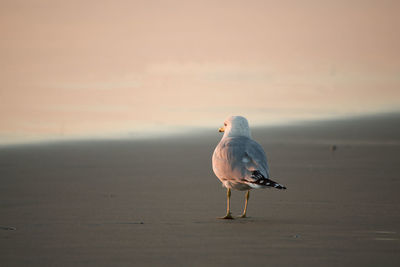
[224, 123, 227, 126]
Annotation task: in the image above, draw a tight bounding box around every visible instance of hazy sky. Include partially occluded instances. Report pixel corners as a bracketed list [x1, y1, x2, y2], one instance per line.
[1, 0, 399, 144]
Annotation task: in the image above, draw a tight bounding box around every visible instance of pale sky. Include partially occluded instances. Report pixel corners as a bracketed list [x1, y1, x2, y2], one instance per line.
[1, 0, 399, 144]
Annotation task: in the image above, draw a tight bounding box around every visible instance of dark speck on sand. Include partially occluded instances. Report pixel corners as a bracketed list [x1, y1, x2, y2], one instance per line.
[1, 113, 400, 266]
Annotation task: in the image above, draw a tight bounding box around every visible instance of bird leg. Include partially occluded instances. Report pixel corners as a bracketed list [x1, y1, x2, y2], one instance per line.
[239, 190, 250, 218]
[219, 188, 234, 219]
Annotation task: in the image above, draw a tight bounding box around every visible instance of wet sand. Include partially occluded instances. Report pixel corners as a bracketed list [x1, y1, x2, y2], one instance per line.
[1, 113, 400, 266]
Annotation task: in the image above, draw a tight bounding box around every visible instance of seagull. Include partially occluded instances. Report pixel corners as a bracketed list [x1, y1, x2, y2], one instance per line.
[212, 116, 287, 219]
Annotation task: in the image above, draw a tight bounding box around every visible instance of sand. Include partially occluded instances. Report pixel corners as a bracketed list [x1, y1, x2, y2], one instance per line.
[1, 113, 400, 266]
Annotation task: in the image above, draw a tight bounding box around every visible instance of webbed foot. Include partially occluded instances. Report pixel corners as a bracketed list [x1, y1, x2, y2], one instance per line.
[219, 213, 234, 220]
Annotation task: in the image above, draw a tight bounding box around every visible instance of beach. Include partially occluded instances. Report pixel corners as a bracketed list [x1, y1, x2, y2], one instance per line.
[1, 113, 400, 266]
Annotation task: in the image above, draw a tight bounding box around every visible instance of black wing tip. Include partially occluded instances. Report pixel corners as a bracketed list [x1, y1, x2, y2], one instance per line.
[250, 170, 264, 180]
[251, 171, 287, 190]
[271, 182, 287, 190]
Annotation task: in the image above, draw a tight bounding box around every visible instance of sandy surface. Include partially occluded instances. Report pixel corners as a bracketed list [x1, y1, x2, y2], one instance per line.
[1, 113, 400, 266]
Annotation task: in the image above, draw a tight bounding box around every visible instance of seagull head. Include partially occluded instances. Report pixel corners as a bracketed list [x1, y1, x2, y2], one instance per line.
[219, 116, 251, 138]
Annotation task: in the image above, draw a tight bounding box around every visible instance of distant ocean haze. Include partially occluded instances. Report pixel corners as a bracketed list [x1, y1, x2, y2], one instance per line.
[0, 0, 399, 145]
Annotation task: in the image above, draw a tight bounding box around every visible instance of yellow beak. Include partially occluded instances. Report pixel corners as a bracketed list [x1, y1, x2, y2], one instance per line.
[218, 127, 225, 132]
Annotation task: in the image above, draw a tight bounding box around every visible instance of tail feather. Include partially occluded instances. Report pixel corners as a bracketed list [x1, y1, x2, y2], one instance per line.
[248, 170, 287, 190]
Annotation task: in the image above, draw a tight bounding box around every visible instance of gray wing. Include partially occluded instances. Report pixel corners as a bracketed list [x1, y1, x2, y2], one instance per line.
[242, 138, 270, 179]
[212, 136, 270, 183]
